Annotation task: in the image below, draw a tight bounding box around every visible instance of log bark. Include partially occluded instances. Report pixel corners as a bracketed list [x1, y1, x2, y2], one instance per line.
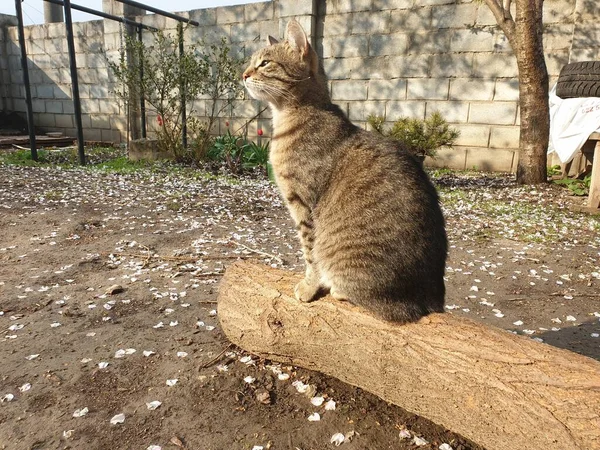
[218, 262, 600, 450]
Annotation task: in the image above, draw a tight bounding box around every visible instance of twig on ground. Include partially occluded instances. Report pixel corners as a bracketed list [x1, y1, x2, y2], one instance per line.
[232, 240, 284, 265]
[198, 343, 234, 369]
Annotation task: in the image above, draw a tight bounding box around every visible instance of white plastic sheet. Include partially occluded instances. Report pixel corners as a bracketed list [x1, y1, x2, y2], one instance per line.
[548, 84, 600, 164]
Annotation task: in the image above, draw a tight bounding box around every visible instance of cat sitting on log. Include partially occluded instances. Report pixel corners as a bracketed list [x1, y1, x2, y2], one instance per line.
[242, 20, 447, 323]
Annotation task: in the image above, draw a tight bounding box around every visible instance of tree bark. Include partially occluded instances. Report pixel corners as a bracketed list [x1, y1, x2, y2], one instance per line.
[218, 262, 600, 450]
[482, 0, 549, 184]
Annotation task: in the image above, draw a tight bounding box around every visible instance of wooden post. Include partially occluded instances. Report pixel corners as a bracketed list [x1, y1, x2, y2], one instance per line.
[218, 262, 600, 450]
[588, 133, 600, 209]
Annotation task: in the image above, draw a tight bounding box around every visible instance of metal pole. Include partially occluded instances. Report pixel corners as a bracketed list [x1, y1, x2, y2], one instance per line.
[43, 0, 64, 23]
[114, 0, 199, 26]
[62, 0, 85, 165]
[137, 27, 146, 139]
[14, 0, 37, 160]
[178, 23, 187, 149]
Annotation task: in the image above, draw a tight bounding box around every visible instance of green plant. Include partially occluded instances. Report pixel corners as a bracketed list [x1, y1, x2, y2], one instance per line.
[243, 140, 270, 174]
[108, 30, 244, 163]
[367, 111, 459, 158]
[553, 174, 591, 196]
[206, 131, 270, 175]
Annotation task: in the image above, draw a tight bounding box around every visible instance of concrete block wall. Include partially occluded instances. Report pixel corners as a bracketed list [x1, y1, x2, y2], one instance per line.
[1, 0, 599, 172]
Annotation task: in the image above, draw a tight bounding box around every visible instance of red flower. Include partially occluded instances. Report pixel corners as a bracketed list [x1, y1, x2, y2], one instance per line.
[225, 121, 230, 127]
[157, 115, 164, 127]
[257, 128, 263, 136]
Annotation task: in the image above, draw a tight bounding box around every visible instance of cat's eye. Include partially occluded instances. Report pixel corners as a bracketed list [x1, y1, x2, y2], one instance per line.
[257, 60, 270, 68]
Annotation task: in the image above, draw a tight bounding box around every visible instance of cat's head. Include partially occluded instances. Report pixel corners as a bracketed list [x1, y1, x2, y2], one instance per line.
[243, 20, 326, 109]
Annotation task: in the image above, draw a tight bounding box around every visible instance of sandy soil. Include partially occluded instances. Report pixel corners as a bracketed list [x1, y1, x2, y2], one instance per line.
[0, 162, 599, 450]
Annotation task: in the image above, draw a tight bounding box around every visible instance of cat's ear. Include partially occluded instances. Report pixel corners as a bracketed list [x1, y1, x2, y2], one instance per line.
[267, 36, 279, 46]
[286, 19, 309, 56]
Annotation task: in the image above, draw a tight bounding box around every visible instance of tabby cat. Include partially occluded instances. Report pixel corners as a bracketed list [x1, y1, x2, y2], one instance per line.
[242, 20, 447, 323]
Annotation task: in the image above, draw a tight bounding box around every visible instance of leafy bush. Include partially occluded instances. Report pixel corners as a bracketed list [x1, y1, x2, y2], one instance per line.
[206, 130, 269, 175]
[109, 30, 244, 163]
[367, 111, 459, 158]
[553, 174, 591, 196]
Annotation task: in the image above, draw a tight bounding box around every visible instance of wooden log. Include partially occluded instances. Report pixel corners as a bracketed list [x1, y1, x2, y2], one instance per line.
[218, 262, 600, 450]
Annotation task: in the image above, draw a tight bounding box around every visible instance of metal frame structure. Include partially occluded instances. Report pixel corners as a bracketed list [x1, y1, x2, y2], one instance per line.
[13, 0, 197, 165]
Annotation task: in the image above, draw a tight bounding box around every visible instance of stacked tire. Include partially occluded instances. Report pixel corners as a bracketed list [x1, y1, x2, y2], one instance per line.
[556, 61, 600, 98]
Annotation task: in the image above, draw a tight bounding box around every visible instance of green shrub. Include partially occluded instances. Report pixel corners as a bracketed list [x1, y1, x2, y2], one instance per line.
[367, 111, 459, 158]
[206, 130, 269, 175]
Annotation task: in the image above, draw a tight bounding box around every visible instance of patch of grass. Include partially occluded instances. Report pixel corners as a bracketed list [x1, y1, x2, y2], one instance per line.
[0, 149, 50, 166]
[91, 156, 151, 174]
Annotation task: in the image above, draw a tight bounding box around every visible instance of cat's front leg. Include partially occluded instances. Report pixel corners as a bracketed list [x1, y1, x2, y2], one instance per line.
[286, 195, 323, 303]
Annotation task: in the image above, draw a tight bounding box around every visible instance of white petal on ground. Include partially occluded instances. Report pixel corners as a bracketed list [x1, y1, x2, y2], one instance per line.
[1, 394, 14, 402]
[566, 315, 577, 322]
[177, 351, 188, 358]
[413, 436, 429, 446]
[513, 320, 524, 326]
[205, 325, 215, 331]
[439, 444, 454, 450]
[278, 373, 290, 381]
[310, 396, 325, 406]
[63, 430, 75, 439]
[143, 350, 155, 357]
[209, 309, 217, 316]
[25, 354, 39, 361]
[169, 321, 179, 327]
[8, 324, 24, 331]
[73, 407, 89, 417]
[146, 446, 162, 450]
[114, 349, 126, 358]
[110, 413, 125, 424]
[166, 379, 178, 387]
[98, 362, 109, 369]
[19, 383, 31, 392]
[50, 322, 61, 328]
[243, 376, 256, 384]
[398, 429, 411, 439]
[324, 399, 336, 411]
[251, 446, 263, 450]
[330, 433, 345, 446]
[146, 401, 162, 410]
[308, 412, 321, 421]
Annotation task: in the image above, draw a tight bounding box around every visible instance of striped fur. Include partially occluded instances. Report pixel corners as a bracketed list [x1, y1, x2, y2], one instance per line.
[243, 20, 448, 323]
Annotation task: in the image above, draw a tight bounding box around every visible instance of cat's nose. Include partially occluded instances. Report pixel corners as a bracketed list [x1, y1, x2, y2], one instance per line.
[242, 72, 250, 81]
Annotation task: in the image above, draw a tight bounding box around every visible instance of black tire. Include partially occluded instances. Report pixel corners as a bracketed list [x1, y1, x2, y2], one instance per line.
[556, 61, 600, 98]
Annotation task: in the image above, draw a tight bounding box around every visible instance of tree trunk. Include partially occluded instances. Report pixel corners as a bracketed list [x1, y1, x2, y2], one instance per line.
[483, 0, 549, 184]
[218, 262, 600, 450]
[513, 0, 549, 184]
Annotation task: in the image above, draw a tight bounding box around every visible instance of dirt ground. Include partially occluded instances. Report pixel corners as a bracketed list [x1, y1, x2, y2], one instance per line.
[0, 162, 599, 450]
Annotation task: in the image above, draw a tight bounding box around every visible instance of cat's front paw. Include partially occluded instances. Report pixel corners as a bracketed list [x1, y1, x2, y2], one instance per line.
[295, 279, 321, 303]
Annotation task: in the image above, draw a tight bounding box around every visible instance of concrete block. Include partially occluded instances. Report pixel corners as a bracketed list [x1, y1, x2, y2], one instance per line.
[407, 78, 449, 100]
[476, 4, 500, 27]
[493, 79, 519, 101]
[36, 85, 55, 99]
[451, 29, 495, 52]
[386, 100, 426, 119]
[373, 0, 414, 10]
[53, 86, 70, 100]
[338, 0, 373, 13]
[217, 5, 246, 24]
[85, 53, 107, 69]
[453, 124, 490, 147]
[391, 8, 431, 32]
[386, 55, 431, 77]
[430, 54, 474, 78]
[47, 23, 65, 38]
[90, 85, 110, 99]
[490, 125, 520, 149]
[473, 53, 518, 78]
[425, 147, 467, 170]
[331, 80, 368, 100]
[450, 79, 495, 101]
[26, 38, 45, 56]
[55, 114, 74, 128]
[432, 4, 478, 29]
[324, 35, 369, 58]
[35, 113, 56, 128]
[259, 20, 280, 40]
[278, 0, 314, 17]
[101, 129, 120, 143]
[44, 38, 65, 55]
[543, 0, 576, 23]
[493, 32, 511, 53]
[425, 101, 470, 123]
[351, 10, 391, 35]
[469, 101, 518, 125]
[245, 2, 274, 21]
[406, 30, 452, 54]
[231, 21, 261, 43]
[91, 115, 111, 130]
[189, 8, 218, 26]
[202, 25, 231, 44]
[45, 101, 63, 114]
[322, 14, 352, 37]
[62, 101, 75, 114]
[32, 99, 45, 113]
[111, 116, 128, 132]
[83, 128, 102, 141]
[415, 0, 456, 6]
[98, 99, 120, 115]
[368, 79, 407, 100]
[544, 24, 575, 51]
[465, 148, 516, 172]
[80, 99, 100, 114]
[347, 100, 386, 122]
[13, 99, 27, 112]
[369, 33, 408, 56]
[77, 85, 91, 99]
[545, 50, 570, 76]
